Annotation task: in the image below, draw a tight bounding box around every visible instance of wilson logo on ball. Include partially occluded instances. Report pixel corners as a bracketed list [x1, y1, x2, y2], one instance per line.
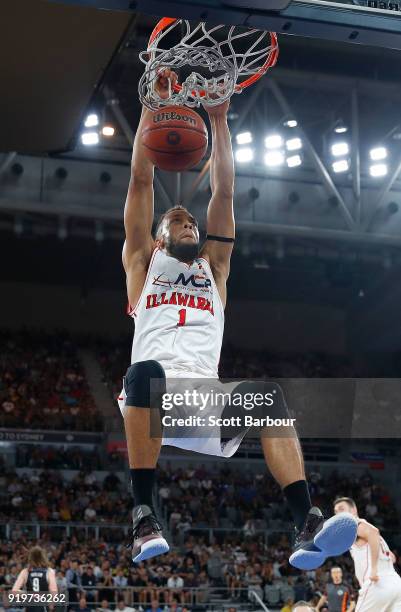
[153, 111, 196, 125]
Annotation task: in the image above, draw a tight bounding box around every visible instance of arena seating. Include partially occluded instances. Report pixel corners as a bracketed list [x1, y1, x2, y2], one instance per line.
[0, 330, 102, 431]
[1, 464, 400, 610]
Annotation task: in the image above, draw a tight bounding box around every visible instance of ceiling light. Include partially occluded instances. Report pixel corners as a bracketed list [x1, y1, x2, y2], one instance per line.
[286, 137, 302, 151]
[332, 159, 349, 173]
[264, 134, 283, 149]
[369, 147, 387, 161]
[85, 113, 99, 128]
[286, 154, 302, 168]
[81, 132, 99, 146]
[102, 126, 115, 137]
[331, 142, 349, 156]
[369, 163, 388, 177]
[264, 150, 285, 167]
[236, 131, 252, 145]
[235, 147, 254, 163]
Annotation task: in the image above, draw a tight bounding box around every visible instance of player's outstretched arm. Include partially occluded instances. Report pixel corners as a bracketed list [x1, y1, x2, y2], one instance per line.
[123, 69, 177, 307]
[11, 568, 28, 592]
[47, 568, 58, 595]
[201, 100, 235, 307]
[122, 105, 155, 274]
[357, 521, 381, 580]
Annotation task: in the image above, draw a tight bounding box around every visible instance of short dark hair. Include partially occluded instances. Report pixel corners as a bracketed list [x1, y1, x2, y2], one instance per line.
[334, 497, 356, 508]
[155, 205, 198, 239]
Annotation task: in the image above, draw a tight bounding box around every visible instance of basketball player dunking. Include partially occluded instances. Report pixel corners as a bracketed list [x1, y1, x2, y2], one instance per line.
[118, 68, 357, 567]
[12, 546, 58, 612]
[334, 497, 401, 611]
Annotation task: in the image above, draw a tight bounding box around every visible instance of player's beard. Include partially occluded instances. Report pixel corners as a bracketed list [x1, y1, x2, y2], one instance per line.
[166, 237, 200, 262]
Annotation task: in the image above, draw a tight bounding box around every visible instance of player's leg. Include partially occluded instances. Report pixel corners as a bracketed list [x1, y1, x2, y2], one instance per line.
[388, 578, 401, 612]
[244, 380, 357, 570]
[121, 360, 169, 563]
[355, 583, 389, 612]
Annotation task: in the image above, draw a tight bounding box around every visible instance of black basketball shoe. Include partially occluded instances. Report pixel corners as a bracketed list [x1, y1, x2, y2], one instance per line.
[131, 505, 169, 563]
[289, 506, 357, 570]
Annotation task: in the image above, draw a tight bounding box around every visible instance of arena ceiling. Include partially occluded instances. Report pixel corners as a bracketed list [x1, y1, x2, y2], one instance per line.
[1, 1, 401, 258]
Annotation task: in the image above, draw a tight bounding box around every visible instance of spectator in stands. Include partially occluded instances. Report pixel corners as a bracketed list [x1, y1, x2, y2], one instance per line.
[281, 598, 294, 612]
[66, 560, 82, 607]
[96, 599, 113, 612]
[70, 597, 91, 612]
[115, 598, 137, 612]
[167, 572, 184, 605]
[146, 601, 162, 612]
[98, 569, 115, 604]
[80, 565, 98, 604]
[196, 570, 210, 604]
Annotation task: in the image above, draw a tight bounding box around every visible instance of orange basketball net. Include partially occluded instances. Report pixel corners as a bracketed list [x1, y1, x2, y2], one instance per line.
[139, 17, 279, 110]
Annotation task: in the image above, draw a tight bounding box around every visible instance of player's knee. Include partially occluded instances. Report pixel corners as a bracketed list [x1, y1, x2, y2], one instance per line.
[124, 360, 166, 408]
[264, 382, 291, 420]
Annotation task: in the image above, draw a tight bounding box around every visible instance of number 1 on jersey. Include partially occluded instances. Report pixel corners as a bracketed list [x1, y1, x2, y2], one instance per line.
[178, 309, 186, 326]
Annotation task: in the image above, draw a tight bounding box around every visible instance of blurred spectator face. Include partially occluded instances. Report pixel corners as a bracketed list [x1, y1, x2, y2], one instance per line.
[150, 601, 159, 611]
[116, 600, 126, 610]
[100, 600, 109, 609]
[331, 567, 343, 584]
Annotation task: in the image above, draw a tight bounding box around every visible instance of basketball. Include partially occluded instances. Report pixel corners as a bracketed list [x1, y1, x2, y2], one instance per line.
[141, 105, 208, 172]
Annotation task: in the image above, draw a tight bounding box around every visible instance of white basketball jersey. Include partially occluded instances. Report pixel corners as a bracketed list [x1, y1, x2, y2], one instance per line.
[128, 247, 224, 377]
[351, 520, 397, 586]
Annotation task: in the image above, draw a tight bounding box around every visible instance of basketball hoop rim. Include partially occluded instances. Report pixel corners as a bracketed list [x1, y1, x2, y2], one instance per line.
[147, 17, 279, 96]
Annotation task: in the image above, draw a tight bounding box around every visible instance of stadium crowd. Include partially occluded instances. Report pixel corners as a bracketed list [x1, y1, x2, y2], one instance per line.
[15, 446, 125, 471]
[0, 464, 398, 537]
[1, 329, 398, 433]
[0, 532, 360, 611]
[0, 469, 128, 525]
[97, 337, 361, 404]
[0, 331, 102, 431]
[157, 463, 400, 537]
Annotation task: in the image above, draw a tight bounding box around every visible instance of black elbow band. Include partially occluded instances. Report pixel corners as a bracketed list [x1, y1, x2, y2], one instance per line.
[206, 234, 235, 243]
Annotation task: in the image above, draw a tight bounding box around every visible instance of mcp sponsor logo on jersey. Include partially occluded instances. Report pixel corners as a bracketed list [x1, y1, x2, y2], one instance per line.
[153, 270, 212, 289]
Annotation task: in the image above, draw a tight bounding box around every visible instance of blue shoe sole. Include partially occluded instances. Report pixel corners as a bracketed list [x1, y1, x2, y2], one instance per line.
[314, 512, 357, 556]
[132, 537, 170, 563]
[289, 512, 358, 570]
[289, 546, 327, 570]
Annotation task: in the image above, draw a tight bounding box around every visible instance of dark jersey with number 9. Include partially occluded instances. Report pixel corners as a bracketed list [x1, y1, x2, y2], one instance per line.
[26, 568, 49, 593]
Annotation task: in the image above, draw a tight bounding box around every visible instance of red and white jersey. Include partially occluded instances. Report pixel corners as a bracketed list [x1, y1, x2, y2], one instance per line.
[128, 247, 224, 377]
[351, 519, 397, 587]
